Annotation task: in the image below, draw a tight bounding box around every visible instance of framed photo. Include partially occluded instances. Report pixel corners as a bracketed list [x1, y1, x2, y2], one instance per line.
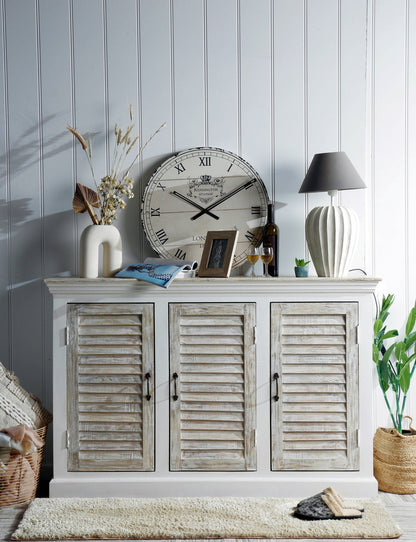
[198, 230, 239, 278]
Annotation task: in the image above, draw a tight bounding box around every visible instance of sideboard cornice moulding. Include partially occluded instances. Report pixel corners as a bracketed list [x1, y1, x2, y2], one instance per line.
[46, 276, 380, 499]
[45, 276, 381, 297]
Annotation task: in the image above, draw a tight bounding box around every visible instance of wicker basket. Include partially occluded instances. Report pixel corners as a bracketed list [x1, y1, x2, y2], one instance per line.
[0, 426, 47, 507]
[373, 416, 416, 494]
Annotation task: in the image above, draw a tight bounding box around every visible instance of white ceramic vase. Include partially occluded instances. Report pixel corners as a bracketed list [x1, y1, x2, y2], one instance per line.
[80, 224, 122, 278]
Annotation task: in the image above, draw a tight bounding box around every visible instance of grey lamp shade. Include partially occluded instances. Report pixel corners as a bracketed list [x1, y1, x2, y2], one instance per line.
[299, 151, 366, 193]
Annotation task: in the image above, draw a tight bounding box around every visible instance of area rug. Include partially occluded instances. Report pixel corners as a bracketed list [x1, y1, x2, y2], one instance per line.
[11, 496, 402, 540]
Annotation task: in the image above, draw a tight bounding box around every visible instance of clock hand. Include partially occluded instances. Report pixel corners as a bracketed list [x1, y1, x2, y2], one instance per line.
[190, 179, 256, 221]
[170, 191, 220, 220]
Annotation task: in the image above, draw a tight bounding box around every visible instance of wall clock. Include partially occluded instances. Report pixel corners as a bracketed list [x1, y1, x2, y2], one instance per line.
[141, 147, 269, 268]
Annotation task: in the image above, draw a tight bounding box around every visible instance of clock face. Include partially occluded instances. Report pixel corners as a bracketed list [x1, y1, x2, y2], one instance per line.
[141, 147, 269, 268]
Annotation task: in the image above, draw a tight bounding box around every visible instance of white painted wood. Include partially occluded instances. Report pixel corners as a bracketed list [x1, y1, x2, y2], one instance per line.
[274, 0, 306, 275]
[338, 0, 368, 271]
[206, 0, 238, 150]
[47, 277, 377, 497]
[172, 0, 205, 149]
[4, 1, 44, 399]
[239, 0, 272, 194]
[138, 0, 173, 262]
[271, 302, 359, 471]
[306, 0, 339, 218]
[0, 0, 9, 367]
[169, 303, 256, 471]
[372, 0, 408, 429]
[67, 303, 154, 472]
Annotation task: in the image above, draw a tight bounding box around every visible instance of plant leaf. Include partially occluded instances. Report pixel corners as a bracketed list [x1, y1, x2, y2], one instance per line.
[406, 307, 416, 335]
[404, 331, 416, 351]
[379, 330, 399, 343]
[395, 341, 405, 361]
[388, 365, 398, 392]
[374, 318, 383, 335]
[399, 362, 411, 394]
[382, 343, 396, 366]
[72, 183, 100, 225]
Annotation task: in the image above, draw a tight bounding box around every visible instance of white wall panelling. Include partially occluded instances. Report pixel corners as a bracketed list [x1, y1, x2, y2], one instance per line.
[1, 0, 415, 465]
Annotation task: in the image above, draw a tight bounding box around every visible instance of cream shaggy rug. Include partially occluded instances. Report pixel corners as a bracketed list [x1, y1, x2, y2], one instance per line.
[11, 496, 402, 540]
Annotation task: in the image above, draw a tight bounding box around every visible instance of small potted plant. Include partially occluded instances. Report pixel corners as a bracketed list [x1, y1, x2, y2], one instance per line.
[294, 258, 310, 277]
[373, 294, 416, 493]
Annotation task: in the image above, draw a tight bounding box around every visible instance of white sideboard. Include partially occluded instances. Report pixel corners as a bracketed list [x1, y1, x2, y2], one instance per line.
[46, 277, 379, 498]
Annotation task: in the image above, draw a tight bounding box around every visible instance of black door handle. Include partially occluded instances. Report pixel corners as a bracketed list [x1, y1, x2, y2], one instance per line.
[145, 372, 151, 401]
[273, 372, 279, 402]
[173, 372, 179, 401]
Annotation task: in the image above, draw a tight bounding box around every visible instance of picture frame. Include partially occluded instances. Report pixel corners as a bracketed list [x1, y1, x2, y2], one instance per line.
[198, 230, 239, 278]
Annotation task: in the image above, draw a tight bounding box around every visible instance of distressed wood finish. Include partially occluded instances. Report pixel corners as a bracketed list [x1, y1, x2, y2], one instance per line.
[169, 303, 256, 471]
[67, 304, 154, 471]
[271, 302, 359, 471]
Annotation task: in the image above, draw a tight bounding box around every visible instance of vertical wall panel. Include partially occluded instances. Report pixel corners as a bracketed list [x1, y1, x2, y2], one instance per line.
[105, 0, 140, 263]
[0, 0, 10, 367]
[406, 0, 416, 418]
[172, 0, 205, 150]
[5, 1, 43, 397]
[71, 0, 107, 240]
[373, 1, 407, 344]
[306, 0, 340, 216]
[339, 0, 368, 272]
[39, 0, 74, 278]
[406, 0, 416, 308]
[38, 0, 74, 418]
[139, 0, 173, 260]
[239, 0, 272, 195]
[206, 0, 238, 151]
[274, 0, 306, 275]
[372, 0, 407, 427]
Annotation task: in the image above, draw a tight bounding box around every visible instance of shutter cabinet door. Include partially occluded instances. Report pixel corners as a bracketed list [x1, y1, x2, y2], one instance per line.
[67, 304, 154, 471]
[170, 303, 256, 471]
[271, 302, 359, 471]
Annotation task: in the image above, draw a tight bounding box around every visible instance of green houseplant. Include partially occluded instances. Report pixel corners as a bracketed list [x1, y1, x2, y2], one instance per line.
[294, 258, 310, 277]
[373, 294, 416, 433]
[373, 294, 416, 493]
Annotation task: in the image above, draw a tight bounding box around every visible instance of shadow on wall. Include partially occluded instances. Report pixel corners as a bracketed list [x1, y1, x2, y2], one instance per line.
[120, 153, 172, 262]
[0, 208, 75, 395]
[0, 207, 77, 478]
[0, 113, 101, 187]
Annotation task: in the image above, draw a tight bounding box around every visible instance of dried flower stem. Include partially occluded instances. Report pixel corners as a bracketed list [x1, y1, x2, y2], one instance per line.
[68, 108, 165, 225]
[124, 121, 167, 178]
[67, 125, 99, 190]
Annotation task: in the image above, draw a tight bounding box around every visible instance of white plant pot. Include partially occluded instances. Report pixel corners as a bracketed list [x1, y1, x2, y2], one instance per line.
[80, 224, 122, 278]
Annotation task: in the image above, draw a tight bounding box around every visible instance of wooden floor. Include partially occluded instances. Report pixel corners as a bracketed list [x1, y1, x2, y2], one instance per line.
[0, 491, 414, 542]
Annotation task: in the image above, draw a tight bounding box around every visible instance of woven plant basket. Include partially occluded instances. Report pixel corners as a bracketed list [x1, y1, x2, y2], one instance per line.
[373, 416, 416, 494]
[0, 426, 47, 507]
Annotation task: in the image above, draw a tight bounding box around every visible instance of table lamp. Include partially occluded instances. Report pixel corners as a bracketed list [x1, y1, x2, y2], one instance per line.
[298, 151, 366, 277]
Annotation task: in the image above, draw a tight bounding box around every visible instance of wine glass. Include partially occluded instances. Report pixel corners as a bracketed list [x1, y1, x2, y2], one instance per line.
[261, 246, 273, 278]
[246, 246, 259, 277]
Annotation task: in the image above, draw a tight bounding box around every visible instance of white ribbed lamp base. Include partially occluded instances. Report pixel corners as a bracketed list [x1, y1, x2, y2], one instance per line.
[305, 205, 359, 277]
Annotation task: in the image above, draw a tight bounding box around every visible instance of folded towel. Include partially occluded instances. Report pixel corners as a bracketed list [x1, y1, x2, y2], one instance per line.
[1, 424, 43, 455]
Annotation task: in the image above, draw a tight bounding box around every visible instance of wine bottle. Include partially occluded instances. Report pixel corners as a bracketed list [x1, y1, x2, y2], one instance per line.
[262, 202, 279, 276]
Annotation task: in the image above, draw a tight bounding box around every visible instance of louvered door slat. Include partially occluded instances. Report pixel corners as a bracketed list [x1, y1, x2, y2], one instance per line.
[67, 303, 154, 472]
[271, 302, 358, 471]
[170, 303, 256, 471]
